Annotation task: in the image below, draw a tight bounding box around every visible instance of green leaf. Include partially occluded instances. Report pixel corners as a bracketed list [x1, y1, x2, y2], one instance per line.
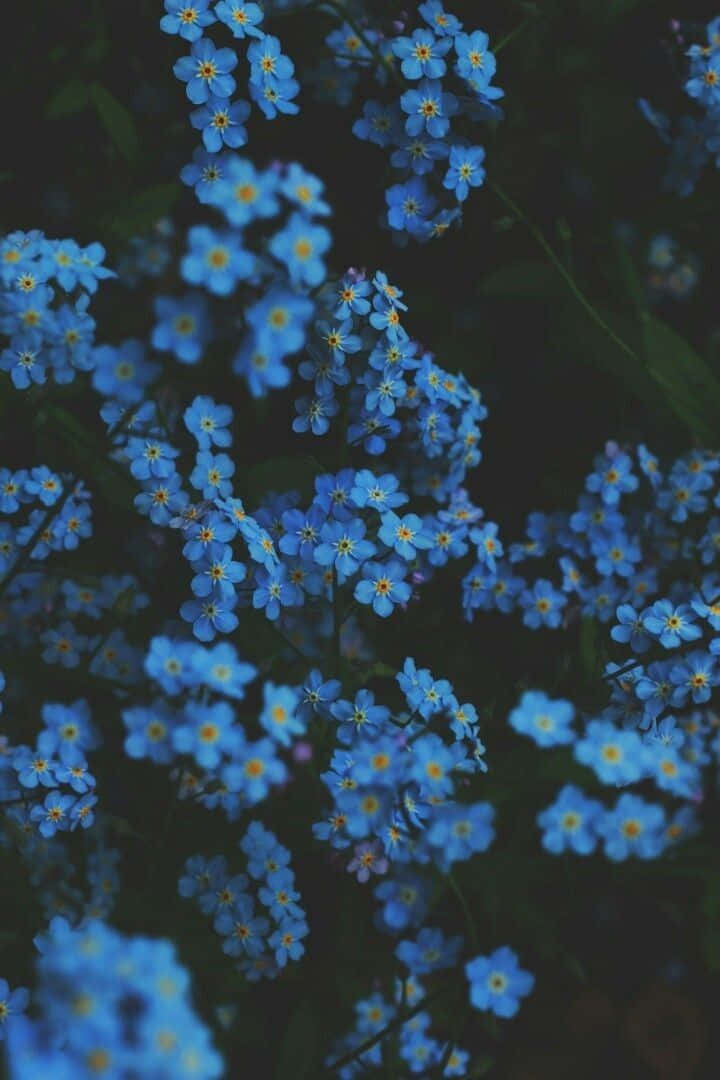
[274, 1001, 317, 1080]
[89, 83, 139, 163]
[46, 79, 89, 118]
[478, 260, 565, 299]
[614, 235, 646, 315]
[642, 316, 720, 443]
[554, 304, 670, 417]
[101, 183, 181, 238]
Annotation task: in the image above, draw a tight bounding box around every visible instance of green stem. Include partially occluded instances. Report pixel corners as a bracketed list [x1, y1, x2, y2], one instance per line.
[446, 871, 479, 950]
[495, 13, 536, 54]
[324, 979, 454, 1073]
[489, 181, 639, 365]
[433, 1002, 472, 1079]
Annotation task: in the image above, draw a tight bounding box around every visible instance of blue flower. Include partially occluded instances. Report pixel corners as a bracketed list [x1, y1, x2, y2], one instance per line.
[281, 163, 331, 217]
[299, 670, 341, 721]
[574, 720, 647, 785]
[152, 293, 209, 364]
[252, 565, 300, 620]
[642, 599, 702, 648]
[173, 700, 238, 768]
[508, 690, 575, 747]
[269, 213, 331, 288]
[314, 518, 376, 578]
[585, 450, 638, 506]
[610, 603, 652, 652]
[596, 793, 667, 860]
[181, 225, 254, 295]
[400, 78, 458, 138]
[246, 288, 313, 359]
[209, 157, 279, 226]
[214, 0, 264, 38]
[426, 802, 495, 864]
[173, 37, 238, 104]
[396, 928, 462, 975]
[13, 748, 57, 789]
[160, 0, 216, 40]
[443, 144, 486, 201]
[350, 470, 408, 511]
[353, 100, 402, 147]
[180, 596, 239, 641]
[465, 947, 534, 1017]
[334, 276, 371, 319]
[0, 979, 29, 1041]
[669, 651, 715, 705]
[247, 34, 294, 84]
[378, 511, 432, 560]
[190, 450, 235, 497]
[193, 641, 256, 698]
[269, 918, 308, 966]
[222, 738, 288, 803]
[386, 177, 436, 235]
[520, 579, 566, 629]
[259, 683, 303, 746]
[184, 395, 233, 449]
[330, 689, 390, 745]
[375, 873, 430, 932]
[190, 95, 250, 152]
[30, 790, 75, 837]
[419, 1, 463, 36]
[536, 785, 603, 854]
[292, 393, 339, 436]
[249, 74, 300, 119]
[190, 545, 246, 600]
[454, 30, 498, 88]
[354, 559, 411, 616]
[123, 704, 175, 763]
[92, 339, 159, 404]
[392, 29, 452, 80]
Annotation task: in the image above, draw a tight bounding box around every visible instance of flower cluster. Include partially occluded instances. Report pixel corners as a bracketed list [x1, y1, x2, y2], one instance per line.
[179, 822, 307, 981]
[536, 784, 692, 861]
[6, 699, 99, 838]
[325, 2, 503, 239]
[4, 919, 222, 1077]
[646, 232, 699, 300]
[165, 0, 298, 151]
[124, 638, 299, 817]
[325, 975, 469, 1077]
[639, 16, 720, 195]
[0, 466, 92, 578]
[0, 231, 113, 389]
[314, 658, 492, 882]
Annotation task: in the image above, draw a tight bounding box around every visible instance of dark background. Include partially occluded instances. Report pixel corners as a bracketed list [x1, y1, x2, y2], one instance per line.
[3, 0, 720, 1076]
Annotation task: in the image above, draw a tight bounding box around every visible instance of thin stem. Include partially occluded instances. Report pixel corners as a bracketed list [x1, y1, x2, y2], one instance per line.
[324, 980, 454, 1073]
[489, 181, 639, 365]
[433, 1002, 472, 1079]
[446, 871, 479, 950]
[602, 657, 642, 682]
[495, 13, 536, 54]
